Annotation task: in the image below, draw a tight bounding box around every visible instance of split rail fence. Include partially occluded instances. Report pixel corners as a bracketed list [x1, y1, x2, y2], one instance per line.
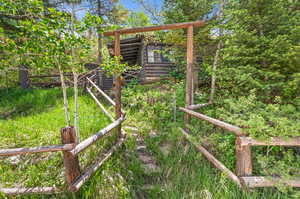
[0, 76, 126, 195]
[180, 107, 300, 188]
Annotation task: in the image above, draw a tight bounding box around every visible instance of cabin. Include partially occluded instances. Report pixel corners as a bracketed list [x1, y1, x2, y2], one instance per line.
[93, 36, 175, 91]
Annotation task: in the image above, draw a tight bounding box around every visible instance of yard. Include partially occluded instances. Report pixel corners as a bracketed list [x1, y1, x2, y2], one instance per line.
[0, 85, 298, 198]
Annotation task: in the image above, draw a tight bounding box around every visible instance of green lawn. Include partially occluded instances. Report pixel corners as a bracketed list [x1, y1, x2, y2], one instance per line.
[0, 86, 298, 199]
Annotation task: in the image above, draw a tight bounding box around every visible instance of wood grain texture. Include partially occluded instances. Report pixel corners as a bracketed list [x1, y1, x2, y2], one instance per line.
[70, 115, 125, 155]
[104, 21, 205, 36]
[0, 187, 59, 195]
[239, 136, 300, 146]
[0, 144, 74, 156]
[236, 137, 252, 176]
[180, 107, 245, 136]
[184, 25, 194, 132]
[241, 176, 300, 187]
[114, 32, 122, 137]
[61, 127, 81, 186]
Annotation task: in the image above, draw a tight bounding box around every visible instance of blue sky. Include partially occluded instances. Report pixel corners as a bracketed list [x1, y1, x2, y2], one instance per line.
[120, 0, 163, 12]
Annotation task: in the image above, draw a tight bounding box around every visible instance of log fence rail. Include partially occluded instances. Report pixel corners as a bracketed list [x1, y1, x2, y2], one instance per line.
[179, 107, 300, 189]
[0, 76, 126, 196]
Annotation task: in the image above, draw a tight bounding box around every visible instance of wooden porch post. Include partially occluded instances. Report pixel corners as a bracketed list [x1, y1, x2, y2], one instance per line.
[114, 31, 122, 136]
[184, 25, 194, 132]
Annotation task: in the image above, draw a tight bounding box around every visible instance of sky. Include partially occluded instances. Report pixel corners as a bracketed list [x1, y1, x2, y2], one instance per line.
[120, 0, 163, 12]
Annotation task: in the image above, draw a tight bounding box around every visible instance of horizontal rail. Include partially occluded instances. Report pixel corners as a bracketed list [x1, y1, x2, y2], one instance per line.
[0, 144, 74, 157]
[180, 128, 242, 187]
[104, 20, 205, 36]
[70, 115, 125, 155]
[240, 176, 300, 188]
[179, 107, 245, 136]
[86, 77, 116, 106]
[188, 102, 212, 110]
[86, 87, 114, 121]
[239, 136, 300, 146]
[70, 136, 126, 192]
[0, 187, 60, 195]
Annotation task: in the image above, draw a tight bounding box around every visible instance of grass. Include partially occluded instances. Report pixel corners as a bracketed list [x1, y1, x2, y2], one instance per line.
[0, 85, 298, 198]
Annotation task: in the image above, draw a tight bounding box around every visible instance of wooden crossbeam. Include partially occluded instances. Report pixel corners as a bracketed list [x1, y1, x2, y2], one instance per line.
[179, 107, 245, 136]
[86, 87, 114, 121]
[70, 115, 125, 155]
[0, 144, 74, 156]
[0, 187, 59, 195]
[104, 21, 205, 36]
[241, 176, 300, 188]
[239, 136, 300, 146]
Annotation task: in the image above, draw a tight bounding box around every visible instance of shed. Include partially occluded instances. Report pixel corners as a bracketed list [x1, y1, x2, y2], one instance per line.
[91, 36, 175, 91]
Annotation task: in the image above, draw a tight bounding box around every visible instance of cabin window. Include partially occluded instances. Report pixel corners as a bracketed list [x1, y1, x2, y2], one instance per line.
[147, 45, 171, 63]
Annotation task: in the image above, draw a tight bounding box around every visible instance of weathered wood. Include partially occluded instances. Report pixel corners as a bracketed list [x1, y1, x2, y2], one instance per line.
[0, 187, 59, 195]
[29, 74, 72, 78]
[61, 126, 81, 186]
[70, 135, 126, 192]
[114, 31, 122, 137]
[236, 137, 252, 176]
[71, 115, 125, 155]
[179, 107, 245, 136]
[239, 136, 300, 146]
[180, 128, 242, 187]
[19, 65, 29, 89]
[86, 77, 116, 106]
[241, 176, 300, 188]
[0, 144, 74, 157]
[188, 102, 212, 110]
[104, 20, 205, 36]
[86, 87, 114, 121]
[184, 25, 194, 132]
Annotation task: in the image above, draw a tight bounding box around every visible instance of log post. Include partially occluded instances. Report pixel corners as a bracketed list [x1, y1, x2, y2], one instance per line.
[184, 25, 194, 132]
[114, 31, 122, 137]
[236, 136, 252, 176]
[61, 126, 81, 187]
[19, 65, 29, 89]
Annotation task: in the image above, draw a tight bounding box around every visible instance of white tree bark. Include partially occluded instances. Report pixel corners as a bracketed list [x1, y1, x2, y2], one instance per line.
[58, 61, 70, 126]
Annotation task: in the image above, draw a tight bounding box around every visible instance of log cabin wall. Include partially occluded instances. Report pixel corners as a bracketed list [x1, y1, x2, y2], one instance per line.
[142, 43, 174, 83]
[100, 36, 176, 89]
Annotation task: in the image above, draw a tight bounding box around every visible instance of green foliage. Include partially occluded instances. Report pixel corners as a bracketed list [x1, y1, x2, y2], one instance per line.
[219, 0, 300, 102]
[0, 0, 103, 73]
[101, 55, 141, 77]
[216, 92, 300, 139]
[126, 11, 152, 28]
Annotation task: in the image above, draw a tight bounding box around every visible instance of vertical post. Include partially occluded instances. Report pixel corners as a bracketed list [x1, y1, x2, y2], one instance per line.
[61, 126, 81, 187]
[19, 65, 29, 89]
[236, 136, 252, 176]
[114, 31, 122, 137]
[184, 25, 194, 132]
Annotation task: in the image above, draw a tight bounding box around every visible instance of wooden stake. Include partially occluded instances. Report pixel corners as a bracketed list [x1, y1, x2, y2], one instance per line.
[184, 25, 194, 132]
[236, 136, 252, 176]
[114, 31, 122, 137]
[61, 126, 81, 186]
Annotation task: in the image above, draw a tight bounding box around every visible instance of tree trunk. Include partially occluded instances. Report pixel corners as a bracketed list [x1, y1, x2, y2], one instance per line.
[58, 61, 70, 126]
